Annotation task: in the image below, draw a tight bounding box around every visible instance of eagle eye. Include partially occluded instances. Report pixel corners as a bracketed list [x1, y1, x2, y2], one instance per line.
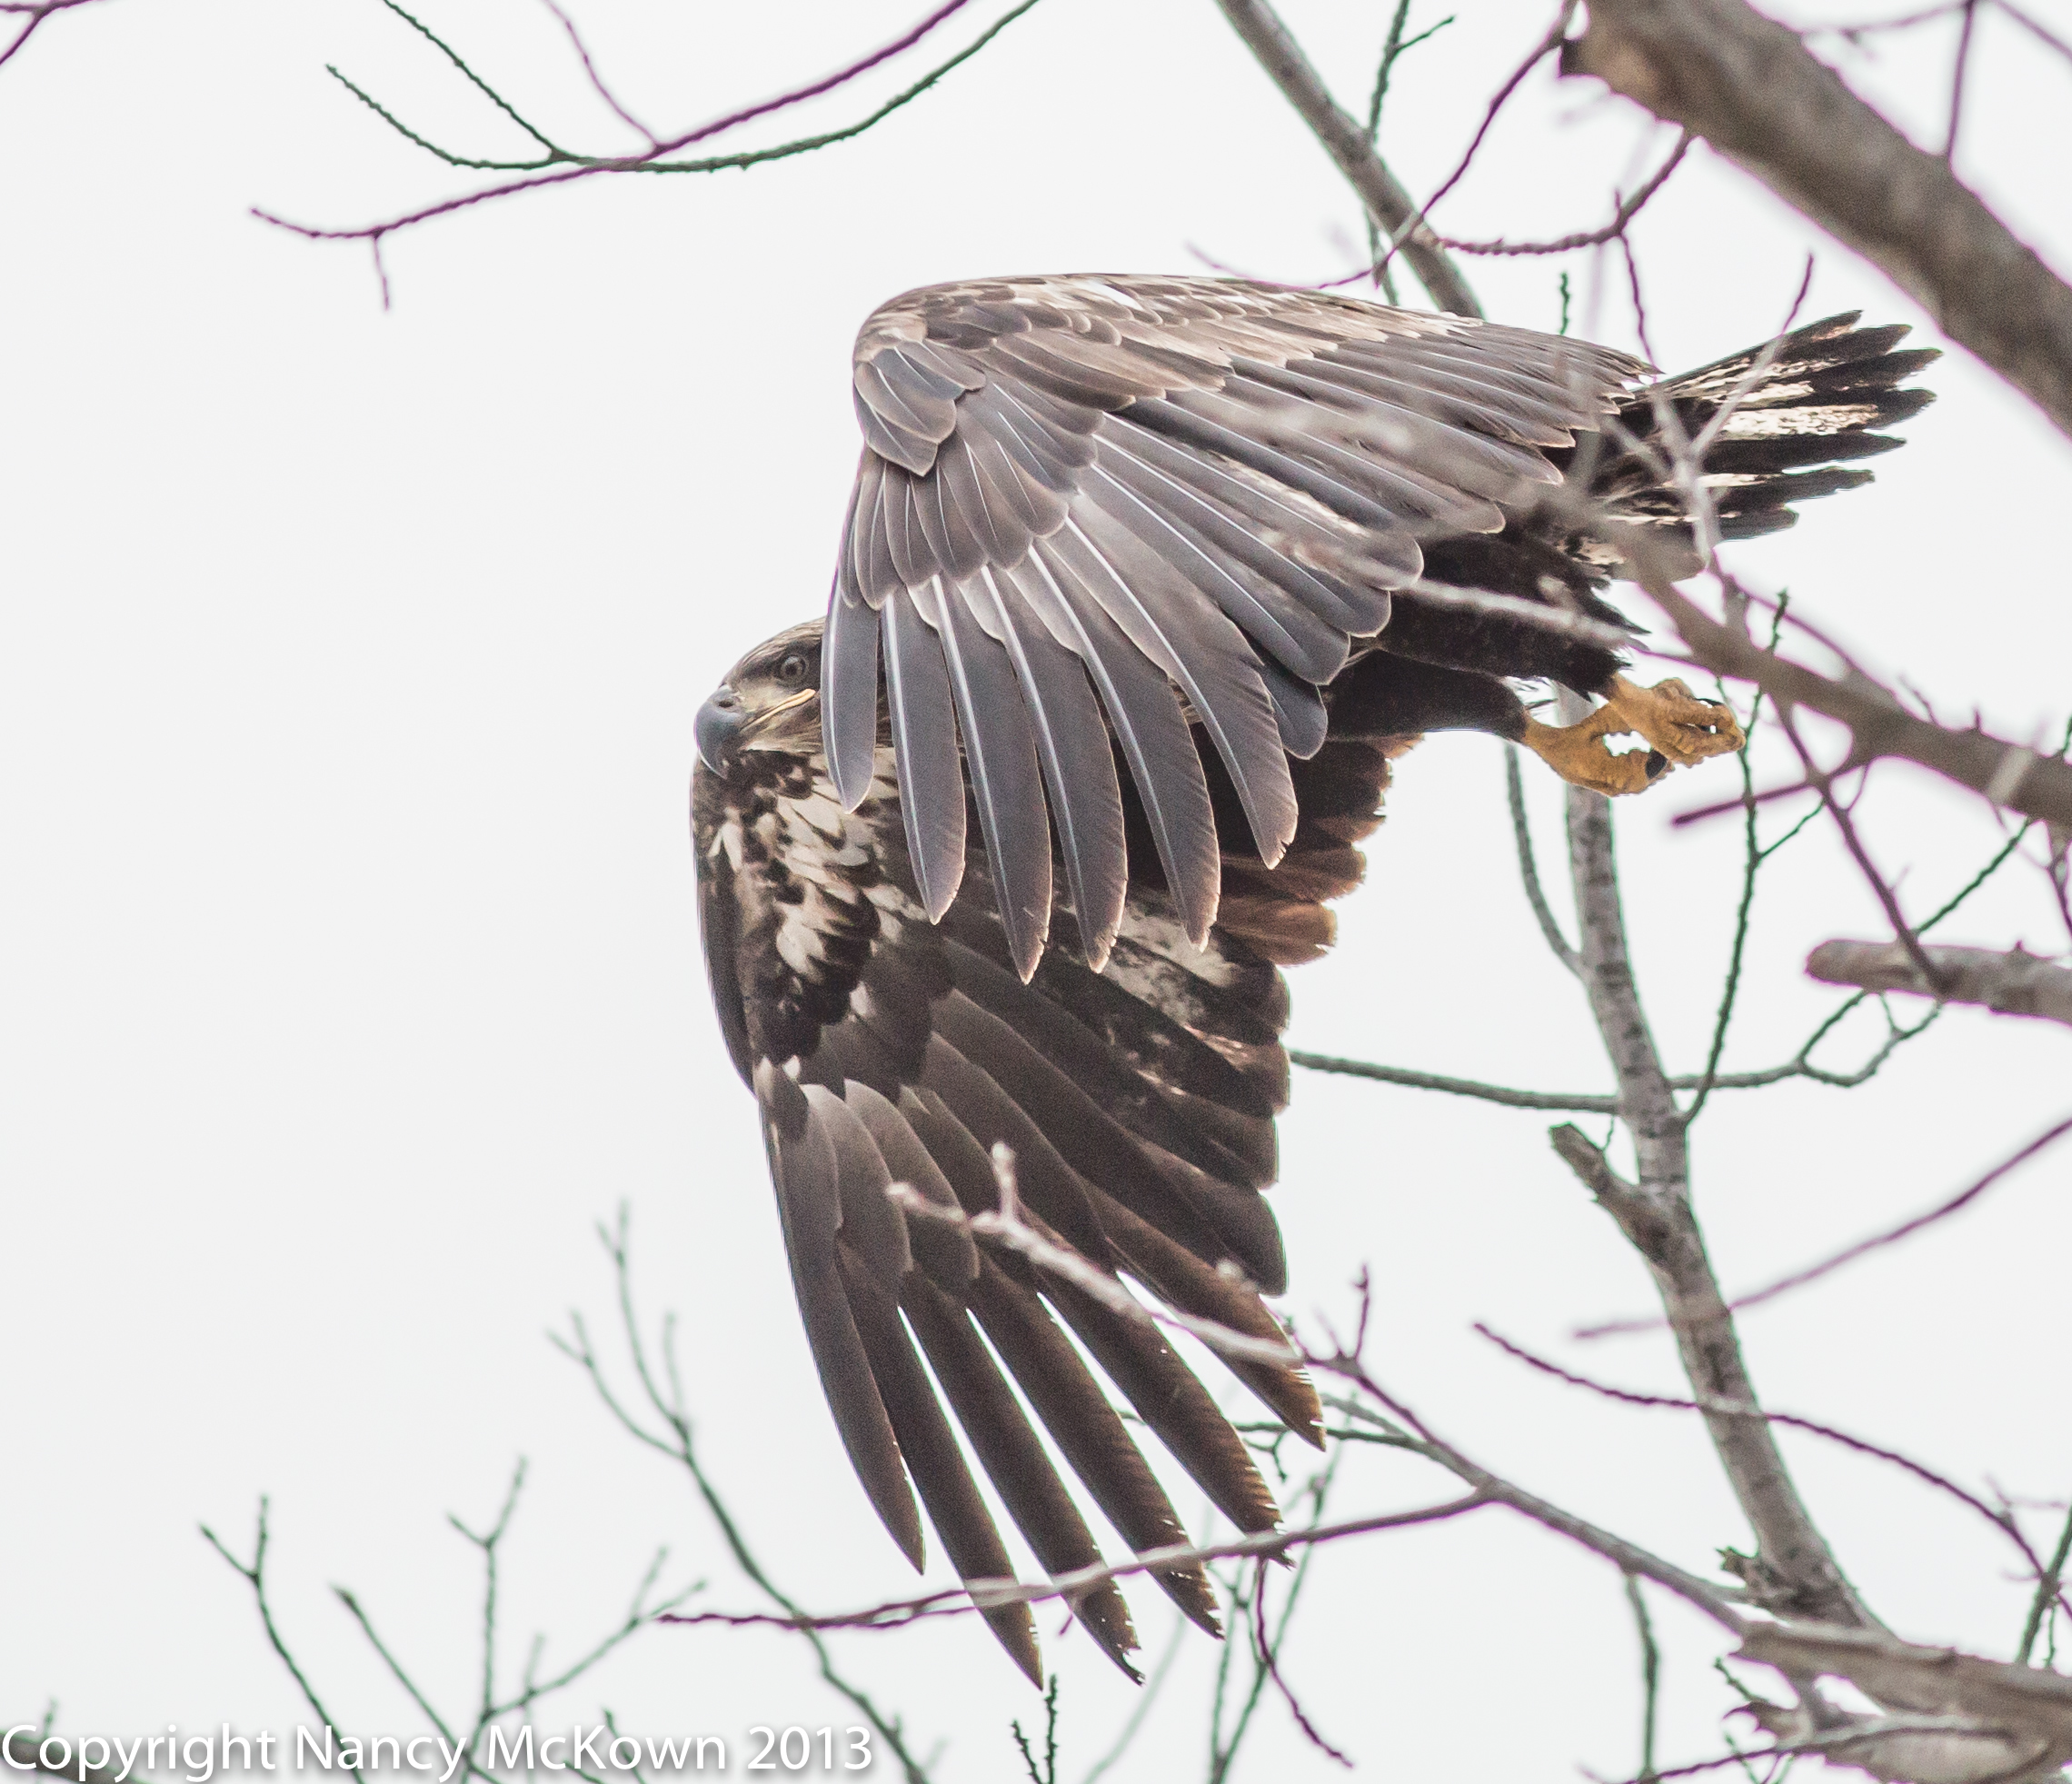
[776, 652, 809, 685]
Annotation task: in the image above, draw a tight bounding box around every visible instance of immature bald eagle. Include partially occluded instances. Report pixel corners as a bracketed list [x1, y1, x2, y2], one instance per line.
[692, 275, 1933, 1681]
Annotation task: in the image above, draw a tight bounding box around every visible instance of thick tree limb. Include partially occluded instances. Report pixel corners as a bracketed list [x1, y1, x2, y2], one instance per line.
[1630, 553, 2072, 833]
[1738, 1624, 2072, 1783]
[1211, 0, 1483, 317]
[1808, 941, 2072, 1029]
[1561, 0, 2072, 443]
[1559, 769, 1874, 1628]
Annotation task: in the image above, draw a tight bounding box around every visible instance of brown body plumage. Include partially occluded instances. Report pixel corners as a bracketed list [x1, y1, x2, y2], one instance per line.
[692, 275, 1936, 1682]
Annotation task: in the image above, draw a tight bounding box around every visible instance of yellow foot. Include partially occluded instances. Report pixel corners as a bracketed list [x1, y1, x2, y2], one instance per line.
[1519, 703, 1666, 796]
[1602, 675, 1747, 767]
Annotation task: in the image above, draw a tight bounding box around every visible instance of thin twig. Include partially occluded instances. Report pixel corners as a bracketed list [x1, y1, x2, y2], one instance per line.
[661, 1495, 1491, 1630]
[1432, 133, 1691, 255]
[1507, 744, 1582, 975]
[556, 1211, 937, 1783]
[257, 0, 1041, 266]
[1290, 1052, 1618, 1111]
[1212, 0, 1481, 315]
[536, 0, 657, 147]
[1626, 1574, 1661, 1784]
[1476, 1324, 2059, 1585]
[0, 0, 100, 74]
[1370, 1, 1579, 292]
[889, 1155, 1300, 1367]
[1776, 706, 1947, 989]
[1250, 1558, 1353, 1769]
[200, 1503, 368, 1784]
[1945, 0, 1978, 158]
[2017, 1505, 2072, 1666]
[1715, 1110, 2072, 1316]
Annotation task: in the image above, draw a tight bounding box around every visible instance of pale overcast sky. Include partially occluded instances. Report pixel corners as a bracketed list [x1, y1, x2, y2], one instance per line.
[5, 2, 2070, 1779]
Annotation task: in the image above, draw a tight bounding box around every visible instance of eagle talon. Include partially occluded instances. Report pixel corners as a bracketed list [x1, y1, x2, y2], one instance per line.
[1519, 706, 1663, 796]
[1603, 675, 1747, 766]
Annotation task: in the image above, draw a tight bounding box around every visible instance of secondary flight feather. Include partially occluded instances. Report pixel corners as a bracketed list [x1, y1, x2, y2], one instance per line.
[692, 274, 1936, 1681]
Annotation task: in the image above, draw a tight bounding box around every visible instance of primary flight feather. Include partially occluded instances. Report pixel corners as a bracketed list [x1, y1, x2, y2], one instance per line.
[692, 274, 1934, 1681]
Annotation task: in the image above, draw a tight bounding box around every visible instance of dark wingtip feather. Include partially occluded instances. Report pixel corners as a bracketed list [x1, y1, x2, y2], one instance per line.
[996, 1614, 1046, 1689]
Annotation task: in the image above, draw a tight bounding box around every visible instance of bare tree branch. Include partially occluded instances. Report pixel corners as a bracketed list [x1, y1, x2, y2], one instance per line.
[1476, 1323, 2064, 1588]
[1736, 1624, 2072, 1782]
[1808, 942, 2072, 1029]
[1431, 131, 1691, 255]
[1210, 0, 1483, 316]
[1291, 1051, 1619, 1111]
[1623, 562, 2072, 832]
[1715, 1109, 2072, 1316]
[1507, 744, 1583, 977]
[1556, 768, 1875, 1627]
[256, 0, 1043, 278]
[887, 1149, 1300, 1367]
[662, 1494, 1492, 1630]
[1562, 0, 2072, 444]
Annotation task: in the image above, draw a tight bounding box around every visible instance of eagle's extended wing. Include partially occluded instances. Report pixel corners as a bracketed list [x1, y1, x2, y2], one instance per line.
[823, 274, 1645, 977]
[692, 709, 1396, 1683]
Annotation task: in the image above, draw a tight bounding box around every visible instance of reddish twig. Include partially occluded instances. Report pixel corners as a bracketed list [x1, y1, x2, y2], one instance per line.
[254, 0, 1038, 266]
[0, 0, 100, 71]
[1369, 0, 1579, 285]
[1775, 705, 1946, 989]
[1713, 1110, 2072, 1316]
[1474, 1325, 2059, 1581]
[661, 1495, 1490, 1632]
[536, 0, 658, 147]
[1431, 132, 1691, 255]
[1251, 1561, 1353, 1769]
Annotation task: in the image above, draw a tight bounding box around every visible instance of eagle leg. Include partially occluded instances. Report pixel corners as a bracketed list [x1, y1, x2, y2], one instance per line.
[1518, 703, 1669, 797]
[1600, 674, 1748, 768]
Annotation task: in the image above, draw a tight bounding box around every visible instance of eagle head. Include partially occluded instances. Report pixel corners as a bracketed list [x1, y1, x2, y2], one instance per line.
[695, 620, 826, 773]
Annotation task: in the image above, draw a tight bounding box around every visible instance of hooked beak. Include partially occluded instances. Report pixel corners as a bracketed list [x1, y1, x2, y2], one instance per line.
[695, 687, 744, 773]
[695, 686, 816, 773]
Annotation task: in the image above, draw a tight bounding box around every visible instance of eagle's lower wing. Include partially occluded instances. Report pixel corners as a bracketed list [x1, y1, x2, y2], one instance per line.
[693, 728, 1395, 1682]
[823, 274, 1643, 976]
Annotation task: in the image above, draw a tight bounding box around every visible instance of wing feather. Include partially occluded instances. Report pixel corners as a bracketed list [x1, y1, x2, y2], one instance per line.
[963, 1257, 1223, 1633]
[935, 581, 1053, 982]
[881, 586, 966, 921]
[830, 275, 1648, 970]
[836, 1246, 1044, 1684]
[901, 1273, 1142, 1678]
[972, 565, 1130, 969]
[754, 1061, 923, 1569]
[1023, 540, 1222, 943]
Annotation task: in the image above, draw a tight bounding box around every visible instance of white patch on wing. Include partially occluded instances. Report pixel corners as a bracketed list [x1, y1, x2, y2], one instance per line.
[1107, 903, 1240, 989]
[1720, 403, 1882, 437]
